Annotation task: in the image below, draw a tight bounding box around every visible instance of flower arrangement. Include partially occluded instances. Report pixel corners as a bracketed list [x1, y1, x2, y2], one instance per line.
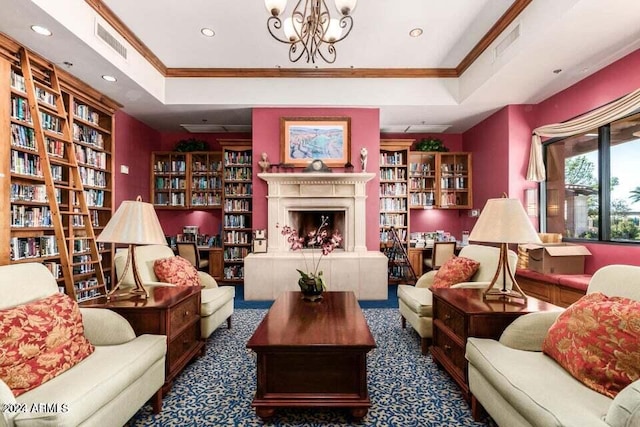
[278, 216, 343, 298]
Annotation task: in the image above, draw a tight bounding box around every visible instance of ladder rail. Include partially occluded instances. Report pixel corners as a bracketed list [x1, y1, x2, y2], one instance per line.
[386, 226, 417, 285]
[48, 59, 107, 297]
[19, 48, 106, 301]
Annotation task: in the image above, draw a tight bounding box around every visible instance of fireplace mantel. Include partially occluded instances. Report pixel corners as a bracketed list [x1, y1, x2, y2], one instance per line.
[258, 172, 375, 253]
[258, 172, 375, 186]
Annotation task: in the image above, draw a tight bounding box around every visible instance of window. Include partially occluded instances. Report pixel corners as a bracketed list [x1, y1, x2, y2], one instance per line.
[543, 112, 640, 243]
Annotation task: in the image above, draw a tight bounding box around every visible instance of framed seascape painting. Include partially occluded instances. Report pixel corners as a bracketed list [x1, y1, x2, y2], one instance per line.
[280, 117, 351, 167]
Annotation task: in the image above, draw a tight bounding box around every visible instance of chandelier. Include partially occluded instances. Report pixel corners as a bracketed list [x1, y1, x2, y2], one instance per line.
[265, 0, 357, 64]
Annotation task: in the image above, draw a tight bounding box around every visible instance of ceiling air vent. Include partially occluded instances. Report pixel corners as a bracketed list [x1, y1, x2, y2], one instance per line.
[96, 22, 127, 59]
[180, 124, 252, 133]
[494, 24, 520, 60]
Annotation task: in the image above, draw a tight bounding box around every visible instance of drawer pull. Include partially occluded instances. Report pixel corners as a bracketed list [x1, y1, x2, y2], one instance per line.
[444, 314, 451, 321]
[444, 344, 451, 351]
[184, 310, 190, 317]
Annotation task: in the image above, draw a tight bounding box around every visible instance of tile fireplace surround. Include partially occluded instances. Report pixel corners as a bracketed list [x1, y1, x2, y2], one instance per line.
[244, 173, 388, 300]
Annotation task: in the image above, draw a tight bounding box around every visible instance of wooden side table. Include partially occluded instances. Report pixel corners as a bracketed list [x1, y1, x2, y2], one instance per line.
[83, 286, 204, 394]
[430, 288, 559, 401]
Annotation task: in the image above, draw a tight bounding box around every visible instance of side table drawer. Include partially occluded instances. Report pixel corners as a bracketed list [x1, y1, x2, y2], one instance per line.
[170, 295, 200, 338]
[434, 330, 466, 380]
[438, 301, 465, 338]
[168, 322, 199, 372]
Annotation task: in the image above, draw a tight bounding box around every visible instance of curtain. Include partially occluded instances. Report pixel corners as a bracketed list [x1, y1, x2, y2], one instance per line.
[526, 88, 640, 181]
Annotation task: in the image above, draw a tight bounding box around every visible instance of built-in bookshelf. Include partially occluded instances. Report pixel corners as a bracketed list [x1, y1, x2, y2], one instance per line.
[438, 152, 472, 209]
[1, 38, 117, 302]
[190, 152, 222, 208]
[151, 152, 187, 207]
[409, 151, 473, 209]
[409, 152, 437, 208]
[151, 151, 222, 209]
[220, 139, 252, 283]
[379, 139, 413, 283]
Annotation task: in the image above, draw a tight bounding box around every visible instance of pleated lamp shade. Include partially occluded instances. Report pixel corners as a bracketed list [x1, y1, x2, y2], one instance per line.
[97, 196, 166, 245]
[469, 197, 542, 245]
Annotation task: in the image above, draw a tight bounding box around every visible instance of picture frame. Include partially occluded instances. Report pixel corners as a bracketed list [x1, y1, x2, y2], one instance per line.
[280, 117, 351, 167]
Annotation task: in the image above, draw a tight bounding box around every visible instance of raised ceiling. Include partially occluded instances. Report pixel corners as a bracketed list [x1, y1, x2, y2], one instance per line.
[1, 0, 640, 133]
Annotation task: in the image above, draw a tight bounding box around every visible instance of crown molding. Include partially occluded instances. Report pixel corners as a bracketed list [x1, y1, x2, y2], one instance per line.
[85, 0, 532, 79]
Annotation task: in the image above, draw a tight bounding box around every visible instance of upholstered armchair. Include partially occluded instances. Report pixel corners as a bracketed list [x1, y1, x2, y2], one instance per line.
[398, 244, 518, 354]
[115, 245, 235, 339]
[466, 265, 640, 427]
[0, 263, 166, 426]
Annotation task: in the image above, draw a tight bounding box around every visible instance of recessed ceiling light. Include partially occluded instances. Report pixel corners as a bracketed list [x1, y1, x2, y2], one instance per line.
[201, 28, 215, 37]
[409, 28, 423, 38]
[102, 75, 117, 82]
[31, 25, 52, 36]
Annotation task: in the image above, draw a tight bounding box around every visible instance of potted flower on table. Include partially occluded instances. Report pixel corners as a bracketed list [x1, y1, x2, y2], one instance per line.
[278, 216, 343, 301]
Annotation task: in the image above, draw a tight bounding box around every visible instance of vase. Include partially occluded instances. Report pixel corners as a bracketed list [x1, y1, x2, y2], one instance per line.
[298, 277, 324, 302]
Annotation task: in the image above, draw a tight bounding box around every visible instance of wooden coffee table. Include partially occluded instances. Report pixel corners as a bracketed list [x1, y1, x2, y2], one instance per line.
[246, 291, 376, 420]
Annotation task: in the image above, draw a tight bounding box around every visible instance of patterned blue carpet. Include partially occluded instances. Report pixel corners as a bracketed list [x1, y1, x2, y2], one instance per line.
[129, 308, 492, 426]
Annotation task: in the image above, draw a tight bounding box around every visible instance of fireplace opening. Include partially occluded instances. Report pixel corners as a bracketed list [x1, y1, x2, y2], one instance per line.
[289, 210, 345, 249]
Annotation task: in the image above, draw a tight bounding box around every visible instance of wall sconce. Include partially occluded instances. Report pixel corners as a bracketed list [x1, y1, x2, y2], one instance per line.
[525, 188, 538, 217]
[547, 188, 560, 217]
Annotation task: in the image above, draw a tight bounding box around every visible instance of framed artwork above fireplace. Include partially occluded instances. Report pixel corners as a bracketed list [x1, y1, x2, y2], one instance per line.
[280, 117, 351, 167]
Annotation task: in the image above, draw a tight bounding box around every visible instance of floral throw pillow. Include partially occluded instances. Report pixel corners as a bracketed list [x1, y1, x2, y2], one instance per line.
[153, 256, 201, 287]
[542, 292, 640, 398]
[0, 293, 95, 397]
[431, 256, 480, 289]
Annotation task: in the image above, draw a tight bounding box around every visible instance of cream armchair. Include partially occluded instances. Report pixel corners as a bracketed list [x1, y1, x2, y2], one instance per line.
[398, 244, 518, 354]
[466, 265, 640, 427]
[0, 263, 166, 427]
[115, 245, 235, 339]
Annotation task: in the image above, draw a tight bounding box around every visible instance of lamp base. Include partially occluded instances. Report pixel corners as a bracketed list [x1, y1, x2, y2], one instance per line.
[482, 243, 527, 305]
[107, 244, 149, 300]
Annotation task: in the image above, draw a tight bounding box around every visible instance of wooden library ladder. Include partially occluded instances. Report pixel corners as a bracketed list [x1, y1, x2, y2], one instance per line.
[19, 48, 107, 301]
[385, 226, 417, 285]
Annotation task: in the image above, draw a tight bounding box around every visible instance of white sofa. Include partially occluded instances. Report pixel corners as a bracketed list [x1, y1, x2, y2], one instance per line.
[466, 264, 640, 427]
[398, 244, 518, 354]
[115, 245, 235, 339]
[0, 263, 166, 427]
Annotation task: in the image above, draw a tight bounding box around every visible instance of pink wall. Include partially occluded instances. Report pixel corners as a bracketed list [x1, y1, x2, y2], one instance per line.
[463, 48, 640, 274]
[461, 106, 511, 235]
[252, 108, 380, 250]
[113, 111, 159, 207]
[535, 49, 640, 127]
[410, 209, 467, 241]
[508, 105, 539, 231]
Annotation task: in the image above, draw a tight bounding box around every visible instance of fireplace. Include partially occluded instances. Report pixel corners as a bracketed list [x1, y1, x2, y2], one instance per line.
[244, 172, 387, 300]
[290, 210, 345, 249]
[259, 172, 373, 253]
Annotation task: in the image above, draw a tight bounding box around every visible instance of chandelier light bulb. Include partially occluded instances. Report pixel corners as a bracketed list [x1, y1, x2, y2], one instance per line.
[324, 18, 343, 42]
[283, 17, 301, 42]
[334, 0, 357, 15]
[265, 0, 287, 16]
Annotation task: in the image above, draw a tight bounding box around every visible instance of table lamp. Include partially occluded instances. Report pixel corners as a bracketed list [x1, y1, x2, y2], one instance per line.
[468, 195, 542, 303]
[97, 196, 167, 299]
